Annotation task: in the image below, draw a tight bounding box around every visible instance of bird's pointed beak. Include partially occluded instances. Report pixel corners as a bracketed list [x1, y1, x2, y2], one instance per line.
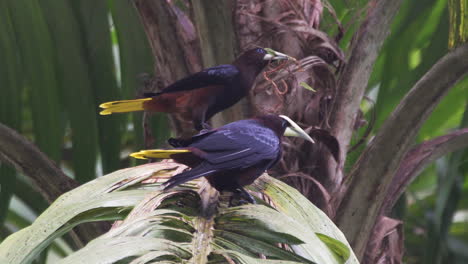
[263, 48, 290, 61]
[280, 115, 315, 143]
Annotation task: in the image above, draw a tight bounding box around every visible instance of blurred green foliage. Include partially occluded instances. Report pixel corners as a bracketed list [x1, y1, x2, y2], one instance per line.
[371, 1, 468, 262]
[328, 0, 468, 262]
[0, 0, 169, 259]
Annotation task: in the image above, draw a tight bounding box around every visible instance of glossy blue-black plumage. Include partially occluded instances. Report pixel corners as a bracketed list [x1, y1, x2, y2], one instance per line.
[164, 115, 287, 194]
[190, 119, 281, 167]
[147, 65, 240, 96]
[143, 48, 271, 130]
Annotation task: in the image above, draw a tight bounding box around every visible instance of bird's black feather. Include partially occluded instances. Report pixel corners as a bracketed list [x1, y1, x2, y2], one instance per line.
[164, 163, 217, 190]
[159, 65, 240, 95]
[101, 48, 278, 131]
[189, 120, 280, 168]
[166, 117, 285, 193]
[168, 129, 217, 148]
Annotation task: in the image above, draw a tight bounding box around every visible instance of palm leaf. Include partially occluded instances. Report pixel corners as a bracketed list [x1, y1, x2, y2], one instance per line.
[0, 162, 358, 263]
[71, 0, 122, 177]
[39, 0, 99, 182]
[0, 0, 21, 226]
[7, 0, 63, 162]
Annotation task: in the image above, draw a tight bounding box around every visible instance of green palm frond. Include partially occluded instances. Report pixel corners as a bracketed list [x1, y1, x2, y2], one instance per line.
[0, 162, 358, 263]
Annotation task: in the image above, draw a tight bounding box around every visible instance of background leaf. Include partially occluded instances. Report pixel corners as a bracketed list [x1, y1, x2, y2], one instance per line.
[7, 0, 63, 161]
[0, 0, 22, 228]
[70, 0, 121, 178]
[39, 0, 99, 182]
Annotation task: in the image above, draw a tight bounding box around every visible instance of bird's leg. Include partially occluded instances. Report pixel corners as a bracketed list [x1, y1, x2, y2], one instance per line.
[167, 137, 188, 147]
[192, 107, 210, 131]
[200, 122, 212, 132]
[194, 122, 204, 131]
[143, 112, 156, 163]
[228, 188, 255, 206]
[228, 192, 237, 207]
[194, 118, 212, 132]
[237, 187, 257, 204]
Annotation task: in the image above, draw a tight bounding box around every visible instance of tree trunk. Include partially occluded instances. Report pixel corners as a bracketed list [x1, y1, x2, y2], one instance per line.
[131, 1, 468, 262]
[132, 0, 345, 247]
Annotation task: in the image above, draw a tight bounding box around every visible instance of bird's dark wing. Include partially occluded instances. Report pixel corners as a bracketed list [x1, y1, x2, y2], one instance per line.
[145, 65, 239, 97]
[168, 128, 218, 147]
[163, 121, 280, 190]
[189, 120, 281, 170]
[163, 162, 217, 190]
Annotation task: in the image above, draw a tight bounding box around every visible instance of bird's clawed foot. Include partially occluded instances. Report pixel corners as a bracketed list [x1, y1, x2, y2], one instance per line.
[167, 137, 184, 147]
[238, 187, 257, 204]
[228, 188, 257, 207]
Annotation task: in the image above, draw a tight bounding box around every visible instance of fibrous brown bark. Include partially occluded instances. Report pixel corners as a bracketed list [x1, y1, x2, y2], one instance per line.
[234, 0, 345, 210]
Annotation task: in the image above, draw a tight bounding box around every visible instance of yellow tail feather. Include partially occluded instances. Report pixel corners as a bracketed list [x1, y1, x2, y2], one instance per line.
[130, 149, 191, 160]
[99, 98, 152, 115]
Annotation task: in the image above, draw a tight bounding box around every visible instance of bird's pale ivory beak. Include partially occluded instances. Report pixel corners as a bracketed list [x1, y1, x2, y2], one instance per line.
[280, 115, 315, 143]
[263, 48, 290, 61]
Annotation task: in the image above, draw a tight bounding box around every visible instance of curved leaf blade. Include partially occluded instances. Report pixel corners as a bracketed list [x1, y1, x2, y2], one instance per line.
[39, 0, 99, 182]
[71, 0, 122, 176]
[59, 237, 190, 264]
[252, 175, 359, 263]
[316, 233, 351, 263]
[0, 163, 179, 263]
[7, 0, 63, 161]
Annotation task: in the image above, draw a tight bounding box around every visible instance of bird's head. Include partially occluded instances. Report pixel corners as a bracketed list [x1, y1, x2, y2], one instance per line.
[235, 48, 290, 73]
[256, 115, 315, 143]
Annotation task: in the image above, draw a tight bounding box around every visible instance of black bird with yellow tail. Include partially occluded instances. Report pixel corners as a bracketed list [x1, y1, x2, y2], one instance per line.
[99, 48, 290, 130]
[131, 114, 314, 203]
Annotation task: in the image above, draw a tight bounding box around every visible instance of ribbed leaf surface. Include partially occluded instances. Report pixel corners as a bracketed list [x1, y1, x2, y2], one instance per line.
[71, 0, 122, 177]
[0, 163, 180, 263]
[7, 0, 63, 161]
[0, 163, 358, 264]
[0, 0, 22, 227]
[40, 0, 99, 182]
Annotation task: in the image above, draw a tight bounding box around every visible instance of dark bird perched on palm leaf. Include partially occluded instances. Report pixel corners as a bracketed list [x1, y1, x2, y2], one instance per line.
[131, 115, 314, 203]
[99, 48, 290, 130]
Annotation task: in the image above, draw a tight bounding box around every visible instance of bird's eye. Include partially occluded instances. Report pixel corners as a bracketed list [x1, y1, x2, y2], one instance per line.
[281, 119, 290, 129]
